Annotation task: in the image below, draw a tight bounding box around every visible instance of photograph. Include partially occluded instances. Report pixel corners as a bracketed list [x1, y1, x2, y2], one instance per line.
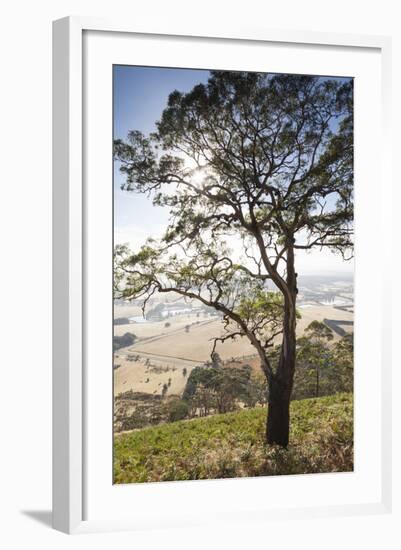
[112, 66, 354, 484]
[0, 0, 395, 544]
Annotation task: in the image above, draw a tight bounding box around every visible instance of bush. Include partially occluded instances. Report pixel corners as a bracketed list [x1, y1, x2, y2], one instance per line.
[182, 364, 253, 414]
[168, 399, 189, 422]
[113, 332, 137, 351]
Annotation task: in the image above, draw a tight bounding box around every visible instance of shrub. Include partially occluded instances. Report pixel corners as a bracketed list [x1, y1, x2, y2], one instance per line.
[113, 332, 137, 351]
[168, 399, 189, 422]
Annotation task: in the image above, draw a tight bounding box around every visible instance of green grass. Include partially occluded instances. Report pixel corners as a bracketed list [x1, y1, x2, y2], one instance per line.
[114, 393, 353, 483]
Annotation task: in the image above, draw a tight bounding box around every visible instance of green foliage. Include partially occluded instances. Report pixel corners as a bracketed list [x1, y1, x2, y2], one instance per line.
[182, 364, 254, 414]
[182, 366, 213, 401]
[305, 320, 334, 341]
[114, 73, 353, 259]
[242, 373, 268, 408]
[293, 328, 353, 399]
[329, 333, 354, 393]
[114, 393, 353, 483]
[168, 399, 189, 422]
[236, 289, 282, 319]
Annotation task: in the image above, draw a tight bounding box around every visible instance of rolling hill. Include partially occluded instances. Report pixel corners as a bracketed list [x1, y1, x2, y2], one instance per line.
[114, 393, 353, 483]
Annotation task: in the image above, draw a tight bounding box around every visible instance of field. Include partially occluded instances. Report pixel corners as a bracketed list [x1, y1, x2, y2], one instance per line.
[114, 302, 353, 399]
[114, 393, 353, 483]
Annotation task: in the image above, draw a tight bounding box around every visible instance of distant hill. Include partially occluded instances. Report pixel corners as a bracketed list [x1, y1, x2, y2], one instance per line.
[114, 393, 353, 483]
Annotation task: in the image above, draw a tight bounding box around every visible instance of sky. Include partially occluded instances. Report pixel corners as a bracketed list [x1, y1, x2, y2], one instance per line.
[113, 65, 353, 276]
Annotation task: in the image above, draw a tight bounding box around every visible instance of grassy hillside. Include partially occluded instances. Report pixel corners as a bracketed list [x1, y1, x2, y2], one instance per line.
[114, 393, 353, 483]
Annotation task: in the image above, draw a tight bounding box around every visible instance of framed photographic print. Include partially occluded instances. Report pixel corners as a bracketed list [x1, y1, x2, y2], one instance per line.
[52, 17, 392, 534]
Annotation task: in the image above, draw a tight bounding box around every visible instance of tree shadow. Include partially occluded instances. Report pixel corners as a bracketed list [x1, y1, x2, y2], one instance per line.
[21, 510, 52, 528]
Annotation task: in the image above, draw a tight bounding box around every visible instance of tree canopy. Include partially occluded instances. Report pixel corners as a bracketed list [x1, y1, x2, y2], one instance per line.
[115, 71, 352, 375]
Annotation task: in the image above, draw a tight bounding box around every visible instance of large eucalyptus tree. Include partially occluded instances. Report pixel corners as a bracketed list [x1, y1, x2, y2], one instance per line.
[114, 71, 353, 446]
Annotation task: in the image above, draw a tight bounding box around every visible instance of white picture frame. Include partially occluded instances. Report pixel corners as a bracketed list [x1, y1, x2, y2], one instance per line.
[52, 16, 392, 534]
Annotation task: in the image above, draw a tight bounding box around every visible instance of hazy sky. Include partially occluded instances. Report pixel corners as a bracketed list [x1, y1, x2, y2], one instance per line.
[113, 65, 353, 275]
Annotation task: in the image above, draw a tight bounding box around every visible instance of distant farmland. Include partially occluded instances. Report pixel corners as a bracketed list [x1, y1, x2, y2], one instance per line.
[114, 302, 353, 399]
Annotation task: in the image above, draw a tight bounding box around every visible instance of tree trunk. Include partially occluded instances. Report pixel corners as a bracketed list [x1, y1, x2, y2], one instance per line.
[266, 377, 292, 446]
[266, 243, 297, 447]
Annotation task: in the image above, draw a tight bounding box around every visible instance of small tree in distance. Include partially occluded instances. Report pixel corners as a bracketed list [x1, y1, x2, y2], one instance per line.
[296, 321, 334, 398]
[114, 71, 353, 446]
